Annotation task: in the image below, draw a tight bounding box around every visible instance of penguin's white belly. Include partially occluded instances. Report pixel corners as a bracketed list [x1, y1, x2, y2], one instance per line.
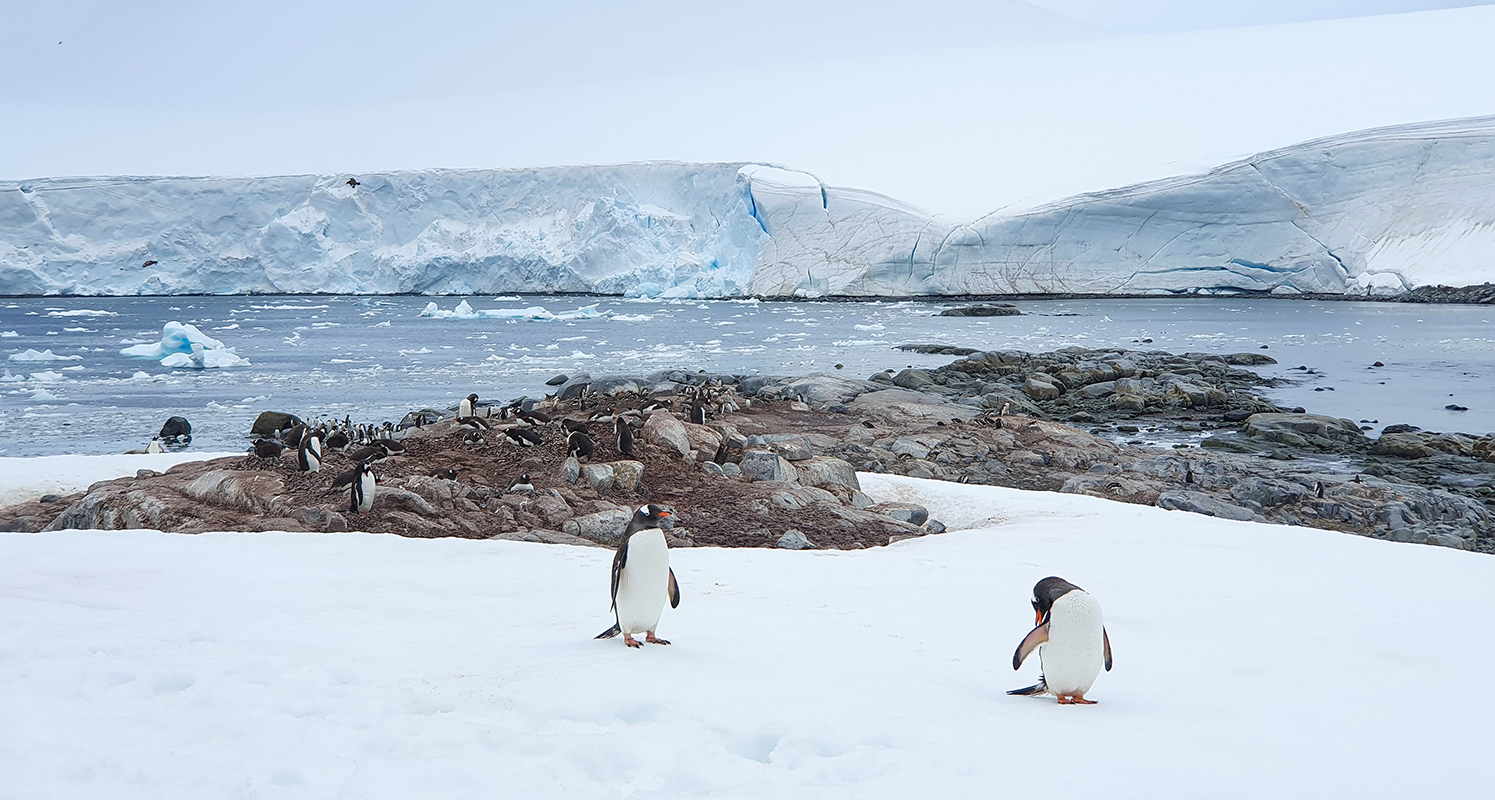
[616, 530, 670, 634]
[357, 475, 376, 513]
[1040, 591, 1105, 696]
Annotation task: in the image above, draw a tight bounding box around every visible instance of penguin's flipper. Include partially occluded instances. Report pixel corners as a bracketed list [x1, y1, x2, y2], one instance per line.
[1012, 619, 1049, 670]
[594, 622, 621, 640]
[1006, 678, 1048, 697]
[1103, 627, 1113, 672]
[668, 568, 680, 609]
[608, 537, 628, 612]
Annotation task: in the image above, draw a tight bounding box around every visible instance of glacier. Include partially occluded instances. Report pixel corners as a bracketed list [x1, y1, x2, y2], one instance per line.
[3, 116, 1494, 298]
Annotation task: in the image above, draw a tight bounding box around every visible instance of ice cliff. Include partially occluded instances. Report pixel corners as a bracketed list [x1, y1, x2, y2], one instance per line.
[3, 117, 1494, 297]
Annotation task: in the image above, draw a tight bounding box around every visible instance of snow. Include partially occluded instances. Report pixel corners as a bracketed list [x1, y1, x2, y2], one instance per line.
[5, 117, 1495, 298]
[419, 300, 603, 321]
[119, 321, 250, 368]
[0, 452, 240, 507]
[7, 348, 81, 362]
[1, 466, 1489, 797]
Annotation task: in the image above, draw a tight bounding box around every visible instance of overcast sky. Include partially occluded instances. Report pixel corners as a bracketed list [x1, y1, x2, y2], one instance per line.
[3, 1, 1492, 215]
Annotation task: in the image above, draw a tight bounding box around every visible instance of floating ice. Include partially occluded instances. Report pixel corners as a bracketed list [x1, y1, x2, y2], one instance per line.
[420, 301, 602, 321]
[0, 331, 17, 337]
[44, 309, 116, 317]
[120, 321, 251, 369]
[8, 349, 81, 362]
[28, 388, 61, 402]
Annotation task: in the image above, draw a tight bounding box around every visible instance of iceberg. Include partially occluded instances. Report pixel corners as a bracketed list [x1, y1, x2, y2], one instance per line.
[8, 349, 81, 362]
[419, 300, 602, 321]
[4, 117, 1495, 297]
[120, 322, 250, 369]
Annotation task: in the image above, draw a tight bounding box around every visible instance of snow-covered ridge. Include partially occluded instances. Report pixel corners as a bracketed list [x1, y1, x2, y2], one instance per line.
[4, 117, 1495, 298]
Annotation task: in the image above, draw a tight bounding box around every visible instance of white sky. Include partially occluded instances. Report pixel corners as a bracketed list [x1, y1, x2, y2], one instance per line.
[3, 1, 1493, 217]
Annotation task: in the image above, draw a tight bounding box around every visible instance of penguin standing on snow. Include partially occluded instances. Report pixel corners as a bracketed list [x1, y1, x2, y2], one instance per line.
[596, 504, 681, 648]
[1009, 576, 1113, 704]
[615, 416, 634, 457]
[297, 431, 322, 473]
[146, 436, 164, 454]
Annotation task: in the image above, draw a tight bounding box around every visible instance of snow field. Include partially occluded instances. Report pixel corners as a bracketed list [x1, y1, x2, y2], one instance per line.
[0, 472, 1490, 797]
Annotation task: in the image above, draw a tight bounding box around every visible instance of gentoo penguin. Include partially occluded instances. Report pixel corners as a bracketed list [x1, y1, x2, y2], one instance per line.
[615, 417, 634, 457]
[687, 400, 706, 425]
[508, 474, 535, 493]
[347, 445, 388, 464]
[374, 438, 406, 457]
[596, 504, 681, 647]
[503, 428, 543, 447]
[459, 393, 478, 419]
[252, 438, 286, 459]
[517, 409, 551, 427]
[146, 436, 164, 454]
[324, 430, 350, 451]
[430, 467, 459, 480]
[567, 430, 595, 460]
[283, 424, 307, 448]
[297, 432, 322, 473]
[1009, 576, 1113, 704]
[457, 415, 491, 430]
[347, 461, 376, 514]
[561, 418, 589, 434]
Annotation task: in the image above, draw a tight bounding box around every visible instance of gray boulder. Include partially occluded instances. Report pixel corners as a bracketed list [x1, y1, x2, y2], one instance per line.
[740, 450, 799, 483]
[777, 529, 815, 549]
[562, 509, 630, 543]
[794, 456, 861, 490]
[643, 412, 691, 458]
[871, 502, 929, 526]
[1157, 490, 1256, 522]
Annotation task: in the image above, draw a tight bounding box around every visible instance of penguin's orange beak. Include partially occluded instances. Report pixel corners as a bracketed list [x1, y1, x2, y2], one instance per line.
[658, 510, 672, 518]
[1034, 609, 1044, 626]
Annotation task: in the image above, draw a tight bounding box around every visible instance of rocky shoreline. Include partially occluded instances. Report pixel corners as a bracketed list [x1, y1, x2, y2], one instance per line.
[2, 347, 1490, 552]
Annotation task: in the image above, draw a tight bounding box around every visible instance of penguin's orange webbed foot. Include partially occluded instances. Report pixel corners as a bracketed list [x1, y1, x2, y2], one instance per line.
[645, 632, 670, 646]
[1057, 694, 1097, 705]
[623, 634, 642, 648]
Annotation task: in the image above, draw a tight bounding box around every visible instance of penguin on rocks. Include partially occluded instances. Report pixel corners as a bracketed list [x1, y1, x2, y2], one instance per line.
[596, 504, 681, 647]
[252, 438, 286, 459]
[457, 415, 491, 431]
[567, 430, 595, 461]
[146, 436, 165, 454]
[459, 393, 479, 419]
[615, 416, 634, 458]
[1009, 577, 1113, 704]
[325, 430, 350, 452]
[508, 474, 535, 493]
[346, 461, 376, 514]
[283, 424, 308, 448]
[429, 467, 459, 480]
[374, 438, 406, 457]
[561, 418, 589, 434]
[516, 409, 551, 427]
[687, 400, 707, 425]
[503, 428, 543, 447]
[297, 432, 322, 473]
[347, 445, 388, 464]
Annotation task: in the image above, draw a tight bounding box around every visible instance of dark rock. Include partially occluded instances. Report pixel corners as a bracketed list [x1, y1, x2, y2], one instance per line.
[1223, 353, 1277, 366]
[546, 374, 569, 386]
[159, 416, 192, 439]
[937, 304, 1021, 317]
[250, 411, 302, 437]
[1446, 404, 1469, 412]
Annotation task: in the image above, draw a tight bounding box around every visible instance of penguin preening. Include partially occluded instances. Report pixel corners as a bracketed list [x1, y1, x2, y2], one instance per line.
[567, 430, 595, 460]
[459, 393, 478, 419]
[1009, 577, 1112, 704]
[508, 474, 535, 493]
[596, 504, 680, 647]
[615, 417, 634, 457]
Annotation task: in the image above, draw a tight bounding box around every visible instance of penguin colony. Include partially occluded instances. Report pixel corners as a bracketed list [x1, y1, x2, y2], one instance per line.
[237, 383, 1111, 701]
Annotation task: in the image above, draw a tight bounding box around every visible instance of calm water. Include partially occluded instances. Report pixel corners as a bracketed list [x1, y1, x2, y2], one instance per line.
[1, 295, 1490, 456]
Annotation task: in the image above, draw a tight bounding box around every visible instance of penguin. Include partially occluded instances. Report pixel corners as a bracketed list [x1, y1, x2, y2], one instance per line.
[459, 393, 478, 419]
[1009, 577, 1112, 704]
[615, 416, 634, 457]
[374, 438, 406, 457]
[146, 436, 164, 454]
[297, 432, 322, 473]
[687, 400, 706, 425]
[461, 430, 485, 446]
[347, 445, 388, 464]
[1315, 481, 1325, 499]
[348, 461, 376, 514]
[503, 428, 543, 447]
[283, 424, 307, 448]
[515, 409, 551, 427]
[596, 504, 681, 647]
[429, 467, 459, 480]
[252, 438, 286, 459]
[457, 415, 491, 430]
[324, 430, 350, 451]
[561, 418, 589, 434]
[567, 430, 595, 461]
[508, 474, 535, 493]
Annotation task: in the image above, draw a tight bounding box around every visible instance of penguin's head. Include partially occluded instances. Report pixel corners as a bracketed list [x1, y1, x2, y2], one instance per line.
[1030, 576, 1082, 625]
[633, 504, 672, 528]
[467, 393, 479, 402]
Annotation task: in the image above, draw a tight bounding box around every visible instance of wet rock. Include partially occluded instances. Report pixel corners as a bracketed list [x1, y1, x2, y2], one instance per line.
[938, 304, 1021, 317]
[249, 411, 302, 437]
[1157, 490, 1256, 522]
[546, 374, 569, 386]
[1223, 353, 1278, 365]
[159, 416, 192, 439]
[893, 369, 934, 389]
[555, 373, 593, 400]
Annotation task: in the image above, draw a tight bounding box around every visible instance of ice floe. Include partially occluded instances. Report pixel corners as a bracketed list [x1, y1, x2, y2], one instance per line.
[119, 322, 251, 369]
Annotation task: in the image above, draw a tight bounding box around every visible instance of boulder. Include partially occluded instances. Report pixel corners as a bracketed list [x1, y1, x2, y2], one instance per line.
[794, 456, 861, 490]
[740, 450, 799, 483]
[1078, 381, 1116, 399]
[892, 369, 934, 389]
[1369, 433, 1436, 459]
[579, 464, 615, 493]
[889, 437, 932, 460]
[183, 470, 283, 513]
[643, 412, 691, 458]
[159, 416, 192, 439]
[562, 509, 630, 543]
[555, 373, 593, 400]
[1243, 413, 1367, 449]
[937, 304, 1021, 317]
[561, 456, 581, 484]
[1023, 377, 1060, 400]
[1156, 490, 1256, 522]
[777, 529, 814, 549]
[249, 411, 302, 437]
[372, 488, 440, 517]
[682, 422, 723, 460]
[610, 460, 644, 492]
[545, 374, 569, 386]
[870, 502, 929, 526]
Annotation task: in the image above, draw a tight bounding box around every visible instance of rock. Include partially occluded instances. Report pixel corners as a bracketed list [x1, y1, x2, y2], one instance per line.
[642, 412, 691, 458]
[579, 463, 615, 493]
[183, 470, 283, 513]
[1243, 413, 1367, 449]
[561, 456, 580, 484]
[158, 416, 192, 439]
[555, 373, 593, 400]
[719, 462, 743, 478]
[924, 519, 947, 534]
[492, 528, 600, 547]
[740, 450, 799, 483]
[701, 461, 726, 478]
[373, 487, 440, 517]
[896, 343, 981, 356]
[889, 437, 932, 460]
[1223, 353, 1278, 365]
[546, 374, 569, 386]
[610, 460, 644, 492]
[892, 369, 934, 389]
[591, 375, 642, 396]
[1427, 533, 1466, 549]
[770, 486, 840, 511]
[1022, 377, 1061, 400]
[870, 502, 929, 526]
[249, 411, 302, 437]
[39, 494, 62, 504]
[1110, 393, 1147, 412]
[869, 371, 894, 384]
[1156, 490, 1256, 522]
[777, 529, 814, 549]
[1369, 433, 1436, 459]
[136, 469, 157, 479]
[938, 304, 1021, 317]
[1078, 381, 1116, 399]
[765, 435, 814, 461]
[794, 456, 861, 490]
[682, 422, 723, 460]
[561, 509, 630, 543]
[1446, 404, 1469, 412]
